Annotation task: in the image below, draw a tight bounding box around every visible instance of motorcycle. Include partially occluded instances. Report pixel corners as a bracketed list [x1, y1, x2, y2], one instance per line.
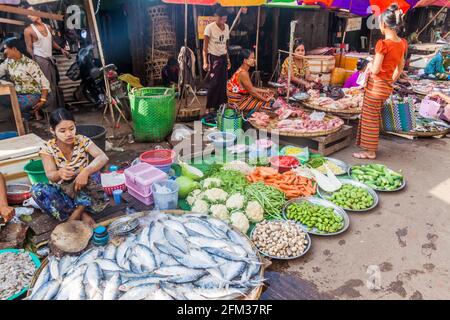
[67, 45, 131, 120]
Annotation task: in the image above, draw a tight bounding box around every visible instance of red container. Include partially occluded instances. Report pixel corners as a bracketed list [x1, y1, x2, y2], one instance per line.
[140, 149, 176, 166]
[7, 183, 32, 205]
[270, 156, 300, 173]
[103, 183, 127, 196]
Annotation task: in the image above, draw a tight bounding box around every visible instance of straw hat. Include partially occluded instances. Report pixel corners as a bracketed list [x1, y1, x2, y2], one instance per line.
[50, 221, 93, 254]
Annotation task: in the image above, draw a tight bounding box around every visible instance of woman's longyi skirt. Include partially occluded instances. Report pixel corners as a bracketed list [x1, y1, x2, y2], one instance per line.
[227, 91, 272, 113]
[356, 77, 393, 152]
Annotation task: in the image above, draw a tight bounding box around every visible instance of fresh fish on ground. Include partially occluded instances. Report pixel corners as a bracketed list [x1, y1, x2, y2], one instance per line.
[133, 245, 156, 271]
[184, 222, 218, 239]
[95, 259, 123, 272]
[119, 284, 159, 300]
[164, 227, 189, 254]
[162, 219, 188, 237]
[103, 243, 117, 260]
[103, 273, 121, 300]
[48, 256, 62, 282]
[84, 262, 103, 299]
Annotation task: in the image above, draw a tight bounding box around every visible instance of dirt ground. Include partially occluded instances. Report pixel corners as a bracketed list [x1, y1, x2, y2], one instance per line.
[23, 107, 450, 300]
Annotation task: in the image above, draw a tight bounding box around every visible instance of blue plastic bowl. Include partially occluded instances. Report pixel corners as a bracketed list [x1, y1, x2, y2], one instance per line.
[207, 132, 237, 149]
[0, 249, 41, 300]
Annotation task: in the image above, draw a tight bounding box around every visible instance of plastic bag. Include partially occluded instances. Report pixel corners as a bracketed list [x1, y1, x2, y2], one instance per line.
[171, 124, 194, 141]
[310, 111, 326, 122]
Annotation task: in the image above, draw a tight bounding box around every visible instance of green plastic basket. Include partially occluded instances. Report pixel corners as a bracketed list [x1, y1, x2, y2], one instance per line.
[24, 160, 49, 185]
[217, 107, 242, 135]
[129, 86, 176, 142]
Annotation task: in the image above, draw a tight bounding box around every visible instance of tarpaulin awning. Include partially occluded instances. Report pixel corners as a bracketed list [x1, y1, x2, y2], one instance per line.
[415, 0, 450, 6]
[297, 0, 420, 16]
[161, 0, 266, 6]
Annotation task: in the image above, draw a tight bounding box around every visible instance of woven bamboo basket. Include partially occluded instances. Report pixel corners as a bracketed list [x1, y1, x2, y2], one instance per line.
[177, 107, 201, 122]
[148, 5, 168, 21]
[302, 101, 362, 115]
[386, 128, 450, 137]
[28, 210, 267, 301]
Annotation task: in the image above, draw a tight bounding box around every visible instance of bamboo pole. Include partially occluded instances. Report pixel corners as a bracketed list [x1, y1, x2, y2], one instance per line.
[286, 20, 298, 102]
[255, 7, 261, 72]
[417, 2, 450, 38]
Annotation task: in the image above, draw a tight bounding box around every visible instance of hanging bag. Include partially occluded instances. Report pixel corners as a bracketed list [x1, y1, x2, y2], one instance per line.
[217, 104, 243, 134]
[381, 97, 416, 132]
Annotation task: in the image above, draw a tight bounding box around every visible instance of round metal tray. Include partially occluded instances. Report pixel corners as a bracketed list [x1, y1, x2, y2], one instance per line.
[108, 216, 140, 236]
[317, 179, 379, 213]
[250, 220, 312, 260]
[268, 81, 284, 88]
[348, 165, 406, 192]
[282, 197, 350, 236]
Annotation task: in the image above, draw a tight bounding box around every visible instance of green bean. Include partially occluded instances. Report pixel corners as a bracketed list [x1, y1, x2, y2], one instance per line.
[286, 202, 344, 234]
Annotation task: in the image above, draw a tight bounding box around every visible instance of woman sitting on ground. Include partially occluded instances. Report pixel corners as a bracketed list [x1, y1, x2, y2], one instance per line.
[277, 39, 321, 95]
[227, 49, 274, 113]
[424, 45, 450, 80]
[31, 108, 109, 227]
[0, 37, 50, 120]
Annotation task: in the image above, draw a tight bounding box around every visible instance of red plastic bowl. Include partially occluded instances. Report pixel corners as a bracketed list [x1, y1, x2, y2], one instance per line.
[270, 156, 300, 173]
[7, 183, 32, 205]
[140, 149, 176, 166]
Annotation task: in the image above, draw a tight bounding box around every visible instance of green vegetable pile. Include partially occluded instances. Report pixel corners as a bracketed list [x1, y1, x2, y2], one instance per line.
[328, 184, 374, 211]
[245, 182, 286, 220]
[286, 202, 345, 234]
[351, 164, 404, 191]
[211, 169, 249, 194]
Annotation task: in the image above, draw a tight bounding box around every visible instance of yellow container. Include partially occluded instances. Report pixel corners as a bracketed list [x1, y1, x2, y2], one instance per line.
[344, 57, 359, 71]
[330, 68, 347, 86]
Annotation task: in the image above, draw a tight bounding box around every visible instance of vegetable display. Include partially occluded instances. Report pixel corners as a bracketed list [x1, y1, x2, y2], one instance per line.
[211, 169, 249, 194]
[247, 167, 316, 199]
[307, 155, 346, 175]
[327, 184, 374, 211]
[350, 164, 404, 191]
[286, 202, 344, 234]
[244, 183, 286, 220]
[251, 220, 309, 259]
[272, 156, 299, 168]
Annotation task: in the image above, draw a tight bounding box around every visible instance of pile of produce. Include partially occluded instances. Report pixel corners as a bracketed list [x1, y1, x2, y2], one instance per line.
[327, 184, 374, 211]
[307, 156, 346, 175]
[351, 164, 404, 191]
[186, 177, 263, 234]
[244, 182, 286, 220]
[211, 169, 249, 194]
[29, 213, 263, 300]
[247, 167, 316, 200]
[0, 251, 37, 300]
[286, 201, 345, 234]
[251, 220, 309, 259]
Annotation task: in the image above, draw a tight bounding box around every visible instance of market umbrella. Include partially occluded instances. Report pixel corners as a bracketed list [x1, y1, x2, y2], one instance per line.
[295, 0, 420, 15]
[415, 0, 450, 6]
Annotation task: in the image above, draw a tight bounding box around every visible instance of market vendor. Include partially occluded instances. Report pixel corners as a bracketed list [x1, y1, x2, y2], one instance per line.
[0, 173, 14, 223]
[424, 45, 450, 80]
[343, 58, 369, 89]
[31, 108, 109, 227]
[0, 37, 50, 120]
[227, 49, 274, 113]
[354, 4, 407, 160]
[277, 39, 321, 95]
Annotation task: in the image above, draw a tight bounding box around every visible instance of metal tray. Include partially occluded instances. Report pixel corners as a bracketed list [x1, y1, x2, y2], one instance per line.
[268, 81, 284, 88]
[282, 197, 350, 236]
[348, 165, 406, 192]
[108, 216, 140, 236]
[250, 220, 312, 260]
[317, 179, 379, 213]
[292, 92, 310, 101]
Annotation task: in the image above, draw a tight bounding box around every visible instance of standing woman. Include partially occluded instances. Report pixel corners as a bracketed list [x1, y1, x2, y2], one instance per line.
[31, 108, 109, 227]
[354, 4, 407, 160]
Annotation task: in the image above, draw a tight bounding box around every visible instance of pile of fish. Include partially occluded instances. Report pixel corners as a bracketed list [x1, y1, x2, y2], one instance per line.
[0, 251, 37, 300]
[28, 213, 263, 300]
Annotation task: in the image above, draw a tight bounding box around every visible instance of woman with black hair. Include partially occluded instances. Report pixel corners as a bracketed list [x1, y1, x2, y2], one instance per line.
[354, 4, 407, 160]
[31, 108, 109, 227]
[343, 59, 369, 89]
[227, 49, 274, 113]
[0, 37, 50, 120]
[277, 39, 321, 95]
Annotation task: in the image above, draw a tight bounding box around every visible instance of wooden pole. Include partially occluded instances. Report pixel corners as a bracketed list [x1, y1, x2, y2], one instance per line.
[230, 7, 243, 33]
[272, 8, 280, 73]
[0, 4, 63, 21]
[86, 0, 115, 133]
[193, 5, 203, 79]
[255, 7, 261, 72]
[287, 20, 297, 102]
[417, 2, 450, 37]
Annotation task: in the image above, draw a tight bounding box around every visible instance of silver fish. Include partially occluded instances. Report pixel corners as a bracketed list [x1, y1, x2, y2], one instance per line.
[184, 222, 218, 238]
[74, 248, 101, 268]
[145, 287, 174, 300]
[31, 279, 60, 300]
[48, 256, 61, 282]
[95, 259, 122, 272]
[68, 278, 87, 300]
[163, 219, 188, 237]
[220, 261, 246, 282]
[192, 218, 227, 238]
[84, 263, 103, 298]
[163, 227, 188, 254]
[133, 244, 156, 271]
[160, 283, 187, 300]
[227, 229, 254, 255]
[149, 221, 165, 246]
[129, 254, 144, 274]
[171, 249, 218, 269]
[119, 275, 165, 291]
[119, 284, 158, 300]
[56, 274, 83, 300]
[194, 288, 244, 300]
[154, 242, 184, 257]
[137, 226, 151, 248]
[167, 271, 207, 284]
[116, 238, 133, 270]
[103, 273, 121, 300]
[195, 275, 226, 289]
[187, 237, 235, 251]
[158, 253, 179, 267]
[30, 264, 50, 297]
[203, 247, 250, 262]
[104, 243, 117, 261]
[59, 255, 76, 277]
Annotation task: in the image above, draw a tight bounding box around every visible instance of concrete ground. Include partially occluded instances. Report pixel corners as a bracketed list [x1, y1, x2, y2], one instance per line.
[25, 107, 450, 300]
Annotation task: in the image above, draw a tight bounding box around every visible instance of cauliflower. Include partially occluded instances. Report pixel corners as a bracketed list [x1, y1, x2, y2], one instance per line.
[204, 188, 228, 203]
[230, 211, 250, 234]
[187, 189, 204, 206]
[226, 193, 245, 210]
[191, 199, 209, 214]
[201, 178, 222, 189]
[210, 204, 229, 221]
[245, 201, 264, 223]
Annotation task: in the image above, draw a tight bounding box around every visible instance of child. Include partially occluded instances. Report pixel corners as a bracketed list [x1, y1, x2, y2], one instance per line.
[343, 58, 369, 89]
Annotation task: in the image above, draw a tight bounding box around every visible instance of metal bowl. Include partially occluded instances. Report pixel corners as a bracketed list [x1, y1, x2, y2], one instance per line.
[268, 81, 284, 88]
[317, 179, 379, 213]
[282, 197, 350, 236]
[348, 165, 406, 192]
[324, 157, 350, 176]
[250, 220, 312, 260]
[292, 92, 310, 101]
[108, 216, 140, 236]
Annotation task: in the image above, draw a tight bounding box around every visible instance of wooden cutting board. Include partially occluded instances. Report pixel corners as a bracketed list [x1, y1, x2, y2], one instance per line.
[0, 134, 44, 161]
[50, 221, 93, 254]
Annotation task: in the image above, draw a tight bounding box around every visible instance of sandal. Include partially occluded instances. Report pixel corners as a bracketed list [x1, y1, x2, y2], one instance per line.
[352, 152, 377, 160]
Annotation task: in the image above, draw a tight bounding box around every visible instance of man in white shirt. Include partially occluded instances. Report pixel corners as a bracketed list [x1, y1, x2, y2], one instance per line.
[203, 7, 231, 113]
